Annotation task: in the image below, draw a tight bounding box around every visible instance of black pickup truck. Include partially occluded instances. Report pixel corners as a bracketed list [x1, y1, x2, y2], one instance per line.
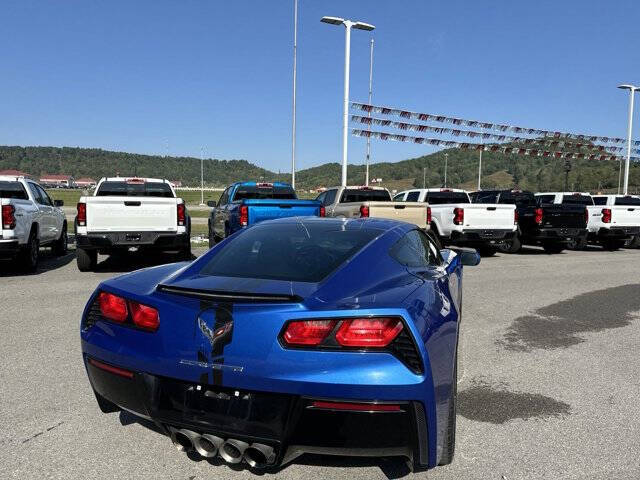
[470, 190, 588, 254]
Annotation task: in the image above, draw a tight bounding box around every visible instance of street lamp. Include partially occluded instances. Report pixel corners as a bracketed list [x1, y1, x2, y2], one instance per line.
[618, 84, 640, 195]
[321, 16, 375, 187]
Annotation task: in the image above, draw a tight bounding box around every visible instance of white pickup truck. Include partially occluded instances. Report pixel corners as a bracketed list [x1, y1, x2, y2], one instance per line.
[593, 194, 640, 249]
[316, 186, 430, 230]
[535, 192, 640, 250]
[0, 175, 67, 271]
[395, 188, 517, 255]
[75, 177, 191, 271]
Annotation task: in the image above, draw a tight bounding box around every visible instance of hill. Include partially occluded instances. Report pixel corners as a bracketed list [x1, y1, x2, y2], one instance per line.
[0, 145, 638, 193]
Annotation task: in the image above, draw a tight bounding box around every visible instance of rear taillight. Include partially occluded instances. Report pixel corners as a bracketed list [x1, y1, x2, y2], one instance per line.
[240, 205, 248, 226]
[309, 400, 402, 412]
[534, 207, 543, 225]
[98, 292, 128, 323]
[427, 206, 432, 225]
[88, 358, 134, 379]
[335, 317, 403, 347]
[77, 202, 86, 226]
[282, 319, 337, 346]
[96, 292, 159, 332]
[359, 205, 369, 217]
[319, 206, 326, 217]
[602, 208, 611, 223]
[514, 209, 519, 225]
[2, 205, 15, 229]
[177, 203, 186, 226]
[584, 208, 589, 225]
[453, 207, 464, 225]
[129, 301, 160, 331]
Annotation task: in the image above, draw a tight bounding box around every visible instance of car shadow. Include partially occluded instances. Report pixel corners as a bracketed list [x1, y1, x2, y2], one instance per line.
[93, 251, 195, 273]
[117, 410, 415, 479]
[0, 249, 75, 277]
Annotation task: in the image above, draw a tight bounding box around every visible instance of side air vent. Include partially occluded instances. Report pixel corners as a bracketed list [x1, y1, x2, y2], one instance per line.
[390, 329, 424, 374]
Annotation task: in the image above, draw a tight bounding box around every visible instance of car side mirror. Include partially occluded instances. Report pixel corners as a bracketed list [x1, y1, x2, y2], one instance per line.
[54, 199, 64, 207]
[440, 248, 481, 271]
[207, 200, 216, 207]
[459, 250, 481, 266]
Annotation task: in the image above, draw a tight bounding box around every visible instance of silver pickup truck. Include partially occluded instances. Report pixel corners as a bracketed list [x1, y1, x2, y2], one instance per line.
[316, 186, 430, 230]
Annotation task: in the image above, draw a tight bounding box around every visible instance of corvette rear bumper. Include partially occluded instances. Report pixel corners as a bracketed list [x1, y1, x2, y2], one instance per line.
[84, 355, 430, 469]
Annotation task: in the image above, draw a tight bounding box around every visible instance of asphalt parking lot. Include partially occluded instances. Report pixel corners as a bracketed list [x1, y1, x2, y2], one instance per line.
[1, 245, 639, 480]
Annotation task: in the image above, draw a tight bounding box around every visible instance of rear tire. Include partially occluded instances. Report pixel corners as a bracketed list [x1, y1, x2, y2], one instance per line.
[18, 230, 39, 273]
[567, 235, 587, 250]
[77, 248, 97, 272]
[439, 351, 457, 465]
[542, 242, 564, 254]
[498, 234, 521, 254]
[53, 225, 68, 256]
[601, 239, 625, 251]
[180, 242, 192, 261]
[627, 234, 640, 249]
[477, 245, 496, 257]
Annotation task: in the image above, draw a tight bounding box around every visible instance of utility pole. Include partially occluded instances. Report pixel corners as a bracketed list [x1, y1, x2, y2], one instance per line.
[563, 159, 572, 192]
[618, 84, 639, 195]
[444, 153, 448, 187]
[478, 149, 483, 191]
[423, 167, 426, 189]
[365, 38, 374, 186]
[200, 147, 204, 206]
[291, 0, 298, 190]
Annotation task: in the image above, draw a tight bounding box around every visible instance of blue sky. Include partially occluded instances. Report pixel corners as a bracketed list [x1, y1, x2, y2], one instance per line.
[1, 0, 639, 173]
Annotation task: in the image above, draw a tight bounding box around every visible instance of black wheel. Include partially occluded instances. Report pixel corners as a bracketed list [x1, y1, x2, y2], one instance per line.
[567, 235, 587, 250]
[477, 245, 497, 257]
[542, 242, 564, 254]
[52, 224, 68, 256]
[601, 239, 625, 251]
[498, 234, 521, 254]
[180, 242, 192, 261]
[18, 230, 39, 273]
[439, 351, 457, 465]
[627, 235, 640, 249]
[77, 247, 97, 272]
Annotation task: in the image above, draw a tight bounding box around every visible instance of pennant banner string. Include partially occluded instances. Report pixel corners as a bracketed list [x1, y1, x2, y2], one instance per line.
[351, 102, 640, 147]
[352, 129, 640, 162]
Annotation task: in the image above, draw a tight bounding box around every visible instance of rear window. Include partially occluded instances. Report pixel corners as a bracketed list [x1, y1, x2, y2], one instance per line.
[562, 195, 593, 206]
[340, 189, 391, 203]
[425, 192, 470, 205]
[96, 181, 174, 198]
[0, 181, 28, 200]
[200, 222, 381, 282]
[593, 197, 608, 206]
[233, 185, 296, 201]
[471, 191, 498, 203]
[498, 192, 535, 206]
[615, 196, 640, 206]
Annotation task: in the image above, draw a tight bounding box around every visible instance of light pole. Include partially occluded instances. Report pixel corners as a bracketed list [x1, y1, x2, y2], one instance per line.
[444, 153, 448, 187]
[200, 147, 205, 206]
[618, 84, 639, 195]
[291, 0, 298, 190]
[321, 16, 375, 187]
[365, 38, 374, 186]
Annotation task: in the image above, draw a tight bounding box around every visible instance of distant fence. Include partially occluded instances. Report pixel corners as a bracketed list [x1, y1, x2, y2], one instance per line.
[176, 187, 225, 192]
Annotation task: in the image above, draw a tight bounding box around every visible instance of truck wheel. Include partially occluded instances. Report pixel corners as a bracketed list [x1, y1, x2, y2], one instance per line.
[498, 235, 521, 254]
[180, 242, 192, 261]
[567, 235, 587, 250]
[477, 246, 496, 257]
[602, 239, 624, 251]
[627, 235, 640, 249]
[542, 242, 564, 254]
[19, 231, 39, 273]
[53, 225, 68, 256]
[77, 248, 97, 272]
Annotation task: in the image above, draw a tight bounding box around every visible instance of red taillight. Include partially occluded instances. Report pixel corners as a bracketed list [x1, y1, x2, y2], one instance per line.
[282, 319, 337, 346]
[602, 208, 611, 223]
[534, 207, 543, 225]
[584, 208, 589, 225]
[514, 209, 519, 225]
[77, 202, 87, 226]
[310, 400, 402, 412]
[335, 317, 403, 347]
[2, 204, 16, 229]
[240, 205, 248, 226]
[129, 301, 160, 331]
[88, 358, 134, 379]
[319, 206, 326, 217]
[453, 207, 464, 225]
[427, 206, 432, 225]
[98, 292, 128, 323]
[177, 203, 186, 226]
[360, 205, 370, 217]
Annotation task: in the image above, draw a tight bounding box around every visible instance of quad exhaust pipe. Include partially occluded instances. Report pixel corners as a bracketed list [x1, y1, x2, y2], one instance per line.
[167, 427, 275, 468]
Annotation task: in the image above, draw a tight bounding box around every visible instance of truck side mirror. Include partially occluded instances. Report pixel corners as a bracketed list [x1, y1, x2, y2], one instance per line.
[207, 200, 216, 207]
[54, 200, 64, 207]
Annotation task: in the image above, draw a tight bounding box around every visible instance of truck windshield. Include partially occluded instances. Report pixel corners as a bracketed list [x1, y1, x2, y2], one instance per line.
[340, 189, 391, 203]
[426, 192, 470, 204]
[199, 221, 381, 282]
[615, 196, 640, 206]
[233, 186, 296, 200]
[562, 195, 593, 206]
[0, 181, 28, 200]
[96, 181, 174, 197]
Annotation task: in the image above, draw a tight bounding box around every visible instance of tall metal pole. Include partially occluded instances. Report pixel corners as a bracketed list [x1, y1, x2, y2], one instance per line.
[623, 88, 635, 195]
[618, 157, 623, 194]
[200, 147, 204, 205]
[444, 153, 448, 187]
[341, 22, 353, 187]
[365, 38, 374, 186]
[478, 149, 482, 191]
[291, 0, 298, 190]
[423, 167, 426, 189]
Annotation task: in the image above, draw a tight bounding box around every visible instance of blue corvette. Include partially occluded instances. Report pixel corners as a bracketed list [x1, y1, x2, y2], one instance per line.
[80, 217, 479, 471]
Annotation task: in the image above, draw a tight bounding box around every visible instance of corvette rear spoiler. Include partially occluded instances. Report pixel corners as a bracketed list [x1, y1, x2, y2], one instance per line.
[156, 284, 303, 303]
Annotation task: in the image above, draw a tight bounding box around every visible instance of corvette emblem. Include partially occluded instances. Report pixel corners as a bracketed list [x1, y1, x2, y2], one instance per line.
[198, 316, 233, 348]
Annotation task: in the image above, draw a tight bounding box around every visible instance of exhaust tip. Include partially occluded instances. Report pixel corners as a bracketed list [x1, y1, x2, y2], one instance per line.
[244, 443, 275, 469]
[194, 434, 224, 458]
[169, 427, 198, 453]
[219, 439, 249, 464]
